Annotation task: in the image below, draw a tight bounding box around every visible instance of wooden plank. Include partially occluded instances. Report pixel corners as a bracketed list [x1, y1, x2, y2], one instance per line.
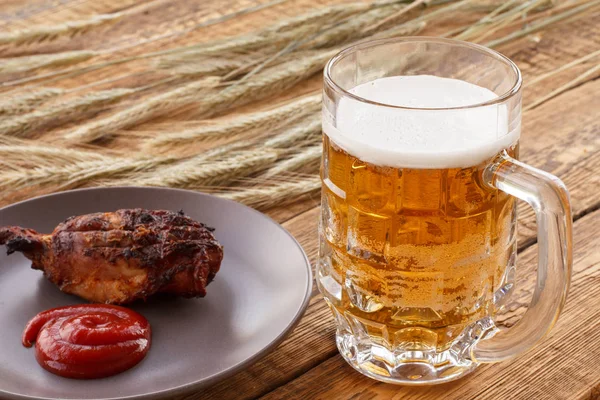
[194, 76, 600, 400]
[261, 208, 600, 400]
[515, 80, 600, 246]
[500, 11, 600, 104]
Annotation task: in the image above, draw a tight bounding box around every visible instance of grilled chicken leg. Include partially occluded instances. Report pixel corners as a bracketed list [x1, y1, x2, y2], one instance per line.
[0, 209, 223, 304]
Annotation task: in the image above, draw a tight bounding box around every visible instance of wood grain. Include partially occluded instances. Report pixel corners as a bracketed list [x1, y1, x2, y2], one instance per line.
[1, 1, 599, 399]
[261, 208, 600, 400]
[516, 79, 600, 247]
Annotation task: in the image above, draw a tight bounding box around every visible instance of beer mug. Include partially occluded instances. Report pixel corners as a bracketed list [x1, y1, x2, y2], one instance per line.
[318, 37, 572, 385]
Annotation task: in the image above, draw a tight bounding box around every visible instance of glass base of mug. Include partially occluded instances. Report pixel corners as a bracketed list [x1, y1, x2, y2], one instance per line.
[336, 328, 484, 385]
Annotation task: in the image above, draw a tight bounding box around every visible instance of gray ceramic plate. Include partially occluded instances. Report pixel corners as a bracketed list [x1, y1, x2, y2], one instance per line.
[0, 187, 312, 400]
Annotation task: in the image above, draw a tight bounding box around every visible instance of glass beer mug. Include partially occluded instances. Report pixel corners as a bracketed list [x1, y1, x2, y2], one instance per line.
[318, 37, 572, 385]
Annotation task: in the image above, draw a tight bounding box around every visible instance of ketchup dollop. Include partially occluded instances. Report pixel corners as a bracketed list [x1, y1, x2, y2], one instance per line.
[22, 304, 151, 379]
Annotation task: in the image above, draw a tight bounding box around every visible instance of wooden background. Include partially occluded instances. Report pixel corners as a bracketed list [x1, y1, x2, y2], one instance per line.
[1, 0, 599, 399]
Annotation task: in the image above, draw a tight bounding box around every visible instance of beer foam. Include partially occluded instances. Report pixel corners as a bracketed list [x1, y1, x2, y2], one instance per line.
[323, 75, 520, 168]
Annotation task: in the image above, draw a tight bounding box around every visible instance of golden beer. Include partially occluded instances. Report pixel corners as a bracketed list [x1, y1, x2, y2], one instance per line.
[320, 37, 572, 385]
[318, 136, 518, 353]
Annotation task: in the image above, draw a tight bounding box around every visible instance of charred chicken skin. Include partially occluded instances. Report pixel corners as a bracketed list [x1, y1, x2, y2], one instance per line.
[0, 209, 223, 304]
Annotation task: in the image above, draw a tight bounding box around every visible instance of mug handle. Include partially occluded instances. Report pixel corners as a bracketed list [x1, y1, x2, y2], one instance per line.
[472, 151, 573, 363]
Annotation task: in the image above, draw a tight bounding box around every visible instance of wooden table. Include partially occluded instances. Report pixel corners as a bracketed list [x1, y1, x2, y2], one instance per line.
[2, 1, 599, 399]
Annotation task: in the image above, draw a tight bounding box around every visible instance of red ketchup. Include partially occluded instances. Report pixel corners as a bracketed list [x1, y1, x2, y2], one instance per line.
[22, 304, 151, 379]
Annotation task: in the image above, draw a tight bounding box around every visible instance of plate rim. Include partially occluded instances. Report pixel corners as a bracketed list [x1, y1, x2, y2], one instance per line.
[0, 186, 314, 400]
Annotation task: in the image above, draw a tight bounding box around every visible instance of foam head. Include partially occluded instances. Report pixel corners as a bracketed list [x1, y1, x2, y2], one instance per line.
[323, 75, 520, 169]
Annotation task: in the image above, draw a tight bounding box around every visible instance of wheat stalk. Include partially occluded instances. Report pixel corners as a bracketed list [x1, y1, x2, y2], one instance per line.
[0, 143, 112, 168]
[63, 77, 220, 143]
[0, 88, 136, 138]
[403, 0, 474, 29]
[485, 0, 600, 48]
[162, 29, 300, 58]
[169, 1, 375, 58]
[143, 93, 321, 151]
[261, 144, 322, 178]
[0, 0, 400, 88]
[0, 0, 172, 47]
[203, 16, 423, 85]
[363, 0, 427, 34]
[158, 48, 314, 80]
[0, 135, 123, 164]
[148, 1, 413, 84]
[156, 55, 252, 76]
[127, 149, 280, 188]
[237, 3, 417, 80]
[217, 176, 321, 210]
[490, 0, 594, 39]
[0, 87, 64, 115]
[525, 48, 600, 87]
[0, 0, 292, 88]
[471, 0, 550, 44]
[193, 139, 257, 159]
[364, 20, 427, 41]
[264, 115, 321, 148]
[451, 0, 521, 39]
[300, 4, 406, 50]
[65, 49, 328, 144]
[269, 1, 377, 33]
[524, 62, 600, 111]
[7, 10, 327, 86]
[0, 14, 123, 46]
[158, 51, 303, 81]
[0, 155, 176, 191]
[454, 0, 532, 41]
[138, 0, 363, 60]
[192, 50, 336, 118]
[0, 51, 97, 74]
